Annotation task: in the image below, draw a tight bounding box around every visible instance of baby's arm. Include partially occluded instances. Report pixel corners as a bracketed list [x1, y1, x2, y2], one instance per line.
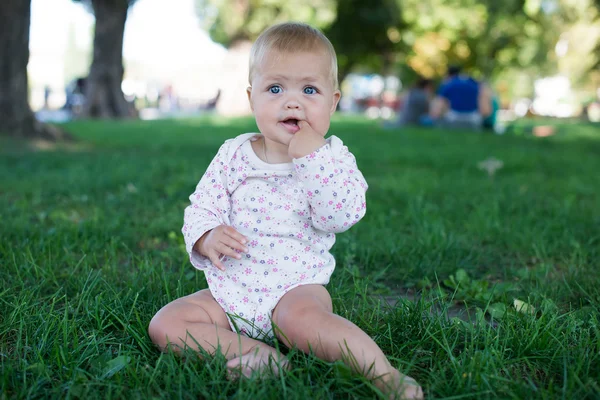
[293, 137, 368, 233]
[182, 141, 240, 269]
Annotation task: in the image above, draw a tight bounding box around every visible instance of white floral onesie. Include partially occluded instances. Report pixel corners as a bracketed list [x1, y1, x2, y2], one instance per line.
[182, 133, 368, 339]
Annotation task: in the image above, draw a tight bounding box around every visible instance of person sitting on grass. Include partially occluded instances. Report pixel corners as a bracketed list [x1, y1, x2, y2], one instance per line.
[430, 65, 491, 130]
[148, 22, 424, 400]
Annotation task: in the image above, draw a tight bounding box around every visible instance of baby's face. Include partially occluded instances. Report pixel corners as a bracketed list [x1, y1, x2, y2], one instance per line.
[247, 50, 340, 147]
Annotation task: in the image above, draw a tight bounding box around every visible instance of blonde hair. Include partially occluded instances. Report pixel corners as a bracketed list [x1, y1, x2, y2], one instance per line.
[249, 22, 339, 89]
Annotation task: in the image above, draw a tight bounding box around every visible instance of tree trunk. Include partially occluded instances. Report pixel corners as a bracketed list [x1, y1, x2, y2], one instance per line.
[0, 0, 70, 140]
[82, 0, 134, 119]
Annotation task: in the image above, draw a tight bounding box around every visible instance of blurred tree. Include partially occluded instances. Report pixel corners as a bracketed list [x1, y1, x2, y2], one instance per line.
[0, 0, 69, 140]
[549, 0, 600, 88]
[195, 0, 336, 47]
[399, 0, 549, 79]
[325, 0, 404, 83]
[73, 0, 136, 118]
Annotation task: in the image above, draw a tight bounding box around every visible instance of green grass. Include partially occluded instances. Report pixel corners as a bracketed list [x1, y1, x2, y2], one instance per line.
[1, 115, 599, 399]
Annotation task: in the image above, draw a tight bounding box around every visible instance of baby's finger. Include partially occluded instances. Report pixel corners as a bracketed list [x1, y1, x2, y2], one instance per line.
[223, 227, 248, 245]
[221, 235, 249, 253]
[208, 250, 226, 271]
[216, 243, 243, 260]
[297, 120, 312, 131]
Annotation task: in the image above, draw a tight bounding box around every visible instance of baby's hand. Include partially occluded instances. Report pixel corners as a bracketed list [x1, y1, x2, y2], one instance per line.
[195, 225, 249, 271]
[288, 120, 326, 159]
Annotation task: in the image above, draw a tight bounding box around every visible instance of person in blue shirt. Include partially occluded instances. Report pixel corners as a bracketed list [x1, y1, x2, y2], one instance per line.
[431, 66, 491, 130]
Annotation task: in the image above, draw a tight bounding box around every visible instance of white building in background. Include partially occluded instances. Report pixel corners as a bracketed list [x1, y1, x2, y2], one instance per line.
[28, 0, 227, 111]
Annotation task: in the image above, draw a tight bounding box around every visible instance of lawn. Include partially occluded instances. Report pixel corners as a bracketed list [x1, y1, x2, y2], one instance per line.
[1, 116, 599, 399]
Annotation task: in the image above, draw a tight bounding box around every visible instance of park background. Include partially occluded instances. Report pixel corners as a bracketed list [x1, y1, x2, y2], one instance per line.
[1, 0, 599, 399]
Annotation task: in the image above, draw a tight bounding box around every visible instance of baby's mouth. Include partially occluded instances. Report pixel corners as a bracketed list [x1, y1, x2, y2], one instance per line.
[281, 118, 301, 133]
[282, 118, 299, 126]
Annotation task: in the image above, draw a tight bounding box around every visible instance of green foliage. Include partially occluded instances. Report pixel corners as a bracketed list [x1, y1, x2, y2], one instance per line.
[325, 0, 404, 78]
[194, 0, 336, 46]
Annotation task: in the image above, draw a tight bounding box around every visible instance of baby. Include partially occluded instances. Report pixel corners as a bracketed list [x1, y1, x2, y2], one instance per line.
[148, 22, 423, 399]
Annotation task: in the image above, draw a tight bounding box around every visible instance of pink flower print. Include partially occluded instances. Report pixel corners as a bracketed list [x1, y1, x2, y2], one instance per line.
[258, 196, 265, 203]
[252, 259, 257, 264]
[304, 246, 311, 252]
[303, 223, 310, 229]
[322, 178, 329, 184]
[232, 276, 238, 283]
[297, 233, 303, 239]
[292, 255, 299, 262]
[238, 166, 244, 171]
[279, 239, 284, 244]
[245, 267, 253, 275]
[229, 305, 236, 312]
[329, 200, 334, 205]
[223, 166, 228, 171]
[260, 207, 266, 213]
[309, 153, 316, 159]
[267, 259, 275, 265]
[266, 216, 271, 220]
[336, 203, 343, 210]
[261, 287, 268, 293]
[271, 188, 277, 193]
[284, 204, 291, 211]
[248, 289, 253, 293]
[219, 284, 223, 288]
[243, 296, 249, 304]
[307, 191, 313, 198]
[272, 268, 278, 272]
[259, 233, 264, 237]
[300, 274, 306, 280]
[321, 216, 327, 222]
[218, 276, 224, 281]
[315, 174, 320, 179]
[250, 240, 258, 247]
[257, 315, 264, 322]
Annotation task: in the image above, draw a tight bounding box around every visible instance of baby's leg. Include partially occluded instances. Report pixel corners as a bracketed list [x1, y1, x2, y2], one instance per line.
[272, 285, 423, 399]
[148, 289, 287, 376]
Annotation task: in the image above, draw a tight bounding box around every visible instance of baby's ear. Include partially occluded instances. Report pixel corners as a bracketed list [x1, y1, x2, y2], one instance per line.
[246, 87, 254, 111]
[330, 90, 341, 115]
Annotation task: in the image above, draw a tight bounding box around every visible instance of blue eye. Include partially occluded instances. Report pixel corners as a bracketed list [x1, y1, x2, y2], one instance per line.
[303, 86, 317, 95]
[269, 85, 282, 94]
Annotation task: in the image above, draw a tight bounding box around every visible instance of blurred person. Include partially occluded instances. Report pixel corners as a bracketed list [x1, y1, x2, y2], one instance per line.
[431, 65, 491, 130]
[43, 86, 51, 109]
[386, 77, 434, 127]
[148, 22, 423, 400]
[481, 81, 499, 131]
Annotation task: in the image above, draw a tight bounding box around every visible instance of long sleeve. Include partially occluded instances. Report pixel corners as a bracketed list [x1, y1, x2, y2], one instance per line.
[292, 136, 368, 233]
[182, 141, 233, 270]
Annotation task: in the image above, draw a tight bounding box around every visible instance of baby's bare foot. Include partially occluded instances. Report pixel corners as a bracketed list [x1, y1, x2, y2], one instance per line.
[226, 344, 289, 379]
[376, 369, 424, 400]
